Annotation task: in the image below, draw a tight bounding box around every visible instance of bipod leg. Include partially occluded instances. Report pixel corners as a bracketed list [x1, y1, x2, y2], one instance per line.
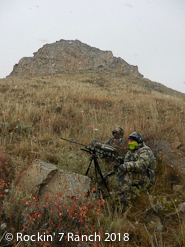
[94, 159, 98, 181]
[85, 155, 93, 176]
[93, 156, 110, 195]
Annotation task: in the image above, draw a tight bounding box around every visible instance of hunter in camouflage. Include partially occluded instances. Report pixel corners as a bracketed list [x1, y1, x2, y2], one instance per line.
[114, 132, 156, 204]
[104, 127, 125, 152]
[102, 127, 126, 170]
[91, 127, 126, 171]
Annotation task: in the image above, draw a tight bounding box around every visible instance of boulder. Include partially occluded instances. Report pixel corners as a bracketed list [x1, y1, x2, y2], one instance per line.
[20, 159, 91, 199]
[0, 123, 32, 135]
[0, 223, 7, 230]
[39, 167, 91, 199]
[172, 142, 182, 150]
[153, 140, 175, 156]
[147, 215, 163, 232]
[153, 140, 185, 172]
[173, 185, 183, 194]
[178, 202, 185, 213]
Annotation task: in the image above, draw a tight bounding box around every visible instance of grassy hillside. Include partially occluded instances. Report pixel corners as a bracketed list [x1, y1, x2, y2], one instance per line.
[0, 69, 185, 246]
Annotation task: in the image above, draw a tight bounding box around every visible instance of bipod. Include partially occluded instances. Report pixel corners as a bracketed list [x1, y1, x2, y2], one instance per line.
[81, 148, 110, 194]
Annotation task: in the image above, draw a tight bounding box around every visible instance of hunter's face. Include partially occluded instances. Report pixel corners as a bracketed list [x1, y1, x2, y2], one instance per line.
[128, 139, 136, 143]
[113, 128, 121, 138]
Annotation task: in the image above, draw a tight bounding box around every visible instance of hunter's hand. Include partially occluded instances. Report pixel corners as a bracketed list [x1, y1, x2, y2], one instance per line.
[118, 164, 127, 174]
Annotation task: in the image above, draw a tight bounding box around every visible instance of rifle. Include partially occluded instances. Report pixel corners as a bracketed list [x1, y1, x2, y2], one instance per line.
[60, 137, 120, 194]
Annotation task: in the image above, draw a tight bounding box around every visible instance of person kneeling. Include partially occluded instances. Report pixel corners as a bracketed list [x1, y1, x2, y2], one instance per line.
[115, 132, 156, 206]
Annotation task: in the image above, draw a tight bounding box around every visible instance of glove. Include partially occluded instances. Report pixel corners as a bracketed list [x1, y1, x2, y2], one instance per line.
[119, 164, 127, 175]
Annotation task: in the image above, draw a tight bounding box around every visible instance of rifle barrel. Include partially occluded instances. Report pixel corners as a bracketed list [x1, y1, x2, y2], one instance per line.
[60, 137, 87, 147]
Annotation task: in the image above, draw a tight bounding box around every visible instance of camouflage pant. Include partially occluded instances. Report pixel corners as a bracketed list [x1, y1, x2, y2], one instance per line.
[116, 172, 152, 202]
[98, 171, 152, 203]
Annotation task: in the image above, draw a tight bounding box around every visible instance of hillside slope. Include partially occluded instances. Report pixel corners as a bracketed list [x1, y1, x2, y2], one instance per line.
[8, 39, 185, 100]
[0, 41, 185, 246]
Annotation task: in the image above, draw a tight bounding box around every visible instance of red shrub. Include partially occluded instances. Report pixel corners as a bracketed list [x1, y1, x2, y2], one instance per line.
[0, 154, 16, 201]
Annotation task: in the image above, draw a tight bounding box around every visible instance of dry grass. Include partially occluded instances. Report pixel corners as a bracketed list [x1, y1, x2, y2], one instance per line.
[0, 70, 185, 246]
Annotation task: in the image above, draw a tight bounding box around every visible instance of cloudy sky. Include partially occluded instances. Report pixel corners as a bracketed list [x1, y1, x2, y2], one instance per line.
[1, 0, 185, 93]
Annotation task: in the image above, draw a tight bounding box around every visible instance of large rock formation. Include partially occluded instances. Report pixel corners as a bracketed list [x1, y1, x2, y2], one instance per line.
[153, 140, 185, 173]
[9, 39, 143, 78]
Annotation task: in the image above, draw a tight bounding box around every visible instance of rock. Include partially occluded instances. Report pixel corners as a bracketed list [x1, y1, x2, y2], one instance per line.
[173, 185, 183, 193]
[39, 168, 91, 199]
[154, 140, 185, 157]
[0, 123, 32, 135]
[8, 40, 143, 78]
[22, 159, 58, 185]
[172, 142, 182, 150]
[0, 122, 10, 132]
[153, 140, 175, 156]
[15, 125, 33, 135]
[153, 140, 185, 172]
[0, 223, 7, 230]
[178, 202, 185, 213]
[170, 159, 185, 173]
[20, 159, 91, 199]
[147, 215, 163, 232]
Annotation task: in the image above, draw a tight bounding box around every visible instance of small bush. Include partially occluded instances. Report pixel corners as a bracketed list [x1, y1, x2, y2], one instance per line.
[0, 154, 16, 202]
[1, 187, 105, 247]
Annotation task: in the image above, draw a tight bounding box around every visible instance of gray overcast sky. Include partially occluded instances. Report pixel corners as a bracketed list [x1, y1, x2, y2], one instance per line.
[1, 0, 185, 93]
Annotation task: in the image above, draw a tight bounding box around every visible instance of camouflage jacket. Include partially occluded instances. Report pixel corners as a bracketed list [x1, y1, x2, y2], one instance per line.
[120, 143, 156, 184]
[104, 137, 125, 151]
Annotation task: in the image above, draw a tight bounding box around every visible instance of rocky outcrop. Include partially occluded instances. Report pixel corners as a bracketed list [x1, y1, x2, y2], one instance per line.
[20, 159, 91, 199]
[9, 40, 143, 78]
[153, 140, 185, 172]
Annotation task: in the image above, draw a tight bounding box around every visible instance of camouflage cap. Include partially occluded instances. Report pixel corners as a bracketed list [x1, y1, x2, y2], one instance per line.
[128, 132, 143, 143]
